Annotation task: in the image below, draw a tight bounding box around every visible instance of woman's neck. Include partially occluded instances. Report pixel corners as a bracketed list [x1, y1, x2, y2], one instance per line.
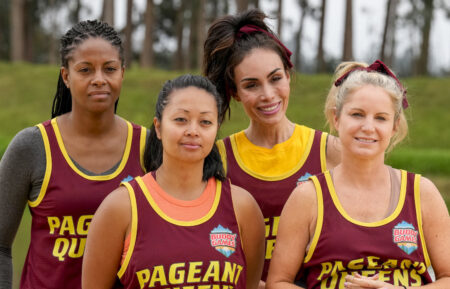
[245, 117, 295, 148]
[155, 160, 207, 201]
[61, 109, 118, 137]
[334, 153, 388, 189]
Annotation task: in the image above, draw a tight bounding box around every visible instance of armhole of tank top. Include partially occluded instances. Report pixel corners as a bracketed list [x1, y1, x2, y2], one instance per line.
[117, 181, 138, 279]
[228, 180, 245, 249]
[320, 132, 328, 172]
[216, 139, 227, 174]
[413, 174, 431, 268]
[29, 124, 52, 207]
[139, 126, 147, 173]
[303, 175, 324, 264]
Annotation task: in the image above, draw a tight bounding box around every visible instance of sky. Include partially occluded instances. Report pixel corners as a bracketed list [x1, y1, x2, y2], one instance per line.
[74, 0, 450, 74]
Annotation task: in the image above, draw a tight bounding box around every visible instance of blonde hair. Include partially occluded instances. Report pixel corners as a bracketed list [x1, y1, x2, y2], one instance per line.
[324, 61, 408, 151]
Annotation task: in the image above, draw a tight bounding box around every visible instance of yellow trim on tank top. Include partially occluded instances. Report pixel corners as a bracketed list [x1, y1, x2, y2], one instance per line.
[117, 181, 139, 278]
[139, 127, 147, 172]
[414, 174, 431, 267]
[303, 175, 324, 263]
[29, 123, 53, 207]
[51, 117, 133, 180]
[325, 170, 407, 227]
[319, 132, 328, 172]
[136, 176, 222, 226]
[229, 125, 315, 181]
[216, 139, 228, 174]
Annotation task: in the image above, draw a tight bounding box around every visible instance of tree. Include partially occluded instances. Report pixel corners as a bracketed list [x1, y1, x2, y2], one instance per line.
[140, 0, 154, 68]
[316, 0, 327, 72]
[342, 0, 353, 61]
[380, 0, 398, 67]
[124, 0, 133, 67]
[277, 0, 283, 37]
[101, 0, 115, 26]
[294, 0, 309, 71]
[188, 0, 205, 70]
[417, 0, 434, 75]
[11, 0, 26, 62]
[174, 0, 186, 70]
[236, 0, 249, 13]
[0, 0, 11, 60]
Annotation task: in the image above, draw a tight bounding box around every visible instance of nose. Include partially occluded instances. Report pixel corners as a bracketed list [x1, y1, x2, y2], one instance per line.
[361, 118, 375, 132]
[185, 122, 199, 137]
[261, 84, 275, 101]
[91, 70, 106, 86]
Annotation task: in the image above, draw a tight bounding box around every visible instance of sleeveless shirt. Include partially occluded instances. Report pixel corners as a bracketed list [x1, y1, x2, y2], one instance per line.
[19, 118, 146, 289]
[219, 126, 326, 280]
[118, 175, 247, 289]
[299, 170, 432, 288]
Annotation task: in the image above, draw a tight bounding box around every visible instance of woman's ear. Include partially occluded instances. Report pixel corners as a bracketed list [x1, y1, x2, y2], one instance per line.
[61, 67, 69, 88]
[153, 117, 161, 140]
[332, 107, 339, 132]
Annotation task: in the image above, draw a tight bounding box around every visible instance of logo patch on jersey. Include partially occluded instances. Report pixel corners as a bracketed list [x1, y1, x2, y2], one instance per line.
[121, 175, 134, 182]
[210, 225, 237, 257]
[297, 172, 312, 185]
[392, 221, 418, 254]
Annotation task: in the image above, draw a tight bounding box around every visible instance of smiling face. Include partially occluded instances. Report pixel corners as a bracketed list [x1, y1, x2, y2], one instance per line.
[334, 85, 398, 160]
[61, 37, 124, 115]
[155, 86, 219, 165]
[233, 48, 290, 128]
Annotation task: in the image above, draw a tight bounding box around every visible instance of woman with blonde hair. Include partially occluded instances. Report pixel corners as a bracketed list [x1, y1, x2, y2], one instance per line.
[267, 60, 450, 289]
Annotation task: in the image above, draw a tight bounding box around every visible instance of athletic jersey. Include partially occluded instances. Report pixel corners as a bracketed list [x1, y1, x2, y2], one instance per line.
[217, 125, 327, 280]
[299, 170, 432, 288]
[118, 175, 247, 289]
[20, 118, 147, 289]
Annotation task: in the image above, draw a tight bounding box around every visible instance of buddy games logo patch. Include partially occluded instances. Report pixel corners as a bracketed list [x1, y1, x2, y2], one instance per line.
[210, 225, 237, 257]
[392, 221, 418, 255]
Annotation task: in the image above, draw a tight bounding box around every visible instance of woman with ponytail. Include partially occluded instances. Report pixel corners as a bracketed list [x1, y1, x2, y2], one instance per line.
[203, 9, 341, 286]
[82, 74, 265, 289]
[0, 20, 147, 289]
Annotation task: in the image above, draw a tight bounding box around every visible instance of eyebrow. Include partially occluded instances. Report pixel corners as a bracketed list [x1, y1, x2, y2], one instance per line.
[349, 108, 391, 115]
[240, 68, 281, 82]
[175, 109, 214, 114]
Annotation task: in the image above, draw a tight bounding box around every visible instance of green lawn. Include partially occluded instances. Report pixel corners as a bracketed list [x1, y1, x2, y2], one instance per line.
[1, 62, 449, 288]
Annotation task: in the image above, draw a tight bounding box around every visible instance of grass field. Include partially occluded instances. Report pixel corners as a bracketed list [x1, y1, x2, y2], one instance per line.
[0, 62, 449, 288]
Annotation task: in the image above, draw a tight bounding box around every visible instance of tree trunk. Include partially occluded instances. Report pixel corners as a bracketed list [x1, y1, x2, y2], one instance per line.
[70, 0, 82, 24]
[124, 0, 133, 68]
[175, 0, 186, 70]
[317, 0, 327, 72]
[294, 1, 307, 71]
[236, 0, 249, 13]
[417, 0, 433, 75]
[380, 0, 398, 66]
[277, 0, 283, 37]
[188, 0, 198, 70]
[102, 0, 115, 26]
[140, 0, 154, 68]
[196, 0, 205, 69]
[11, 0, 26, 61]
[342, 0, 353, 61]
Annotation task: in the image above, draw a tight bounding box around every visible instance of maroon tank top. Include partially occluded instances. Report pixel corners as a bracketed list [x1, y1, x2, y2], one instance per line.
[118, 175, 247, 289]
[299, 170, 432, 288]
[20, 118, 146, 289]
[223, 129, 326, 280]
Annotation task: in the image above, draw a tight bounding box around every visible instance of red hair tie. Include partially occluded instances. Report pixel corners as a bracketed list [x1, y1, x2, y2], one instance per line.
[334, 59, 408, 109]
[236, 24, 293, 69]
